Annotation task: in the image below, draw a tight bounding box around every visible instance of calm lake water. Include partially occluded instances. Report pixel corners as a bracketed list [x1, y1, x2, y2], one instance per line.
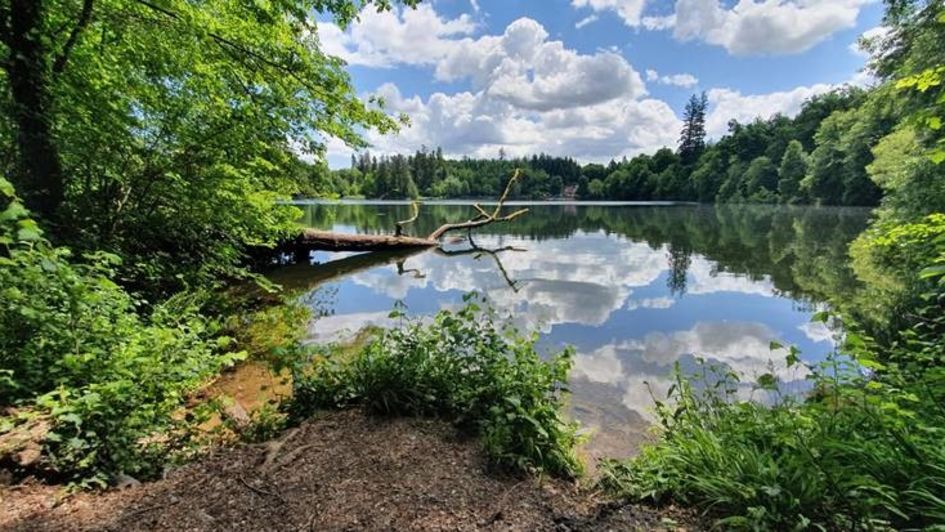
[272, 202, 871, 462]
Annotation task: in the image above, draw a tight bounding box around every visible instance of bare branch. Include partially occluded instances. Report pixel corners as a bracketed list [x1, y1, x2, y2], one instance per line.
[52, 0, 94, 75]
[426, 170, 528, 240]
[472, 203, 490, 219]
[395, 201, 420, 237]
[292, 170, 528, 253]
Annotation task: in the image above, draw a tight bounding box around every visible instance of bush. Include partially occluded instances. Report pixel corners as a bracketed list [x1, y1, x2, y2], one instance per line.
[0, 178, 243, 485]
[599, 320, 945, 530]
[287, 297, 583, 478]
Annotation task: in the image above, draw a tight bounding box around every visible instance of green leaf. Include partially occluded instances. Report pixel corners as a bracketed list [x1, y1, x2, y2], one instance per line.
[859, 358, 886, 371]
[0, 177, 13, 197]
[786, 346, 802, 367]
[756, 373, 778, 390]
[16, 226, 42, 242]
[919, 265, 945, 279]
[0, 201, 28, 222]
[930, 148, 945, 165]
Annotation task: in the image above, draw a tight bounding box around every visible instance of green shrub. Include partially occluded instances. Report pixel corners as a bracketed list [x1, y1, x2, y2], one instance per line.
[0, 178, 243, 485]
[599, 330, 945, 530]
[287, 297, 583, 478]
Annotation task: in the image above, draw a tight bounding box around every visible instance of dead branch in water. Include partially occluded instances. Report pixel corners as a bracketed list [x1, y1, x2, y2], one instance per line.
[426, 170, 529, 241]
[434, 235, 525, 292]
[395, 201, 420, 237]
[292, 170, 527, 253]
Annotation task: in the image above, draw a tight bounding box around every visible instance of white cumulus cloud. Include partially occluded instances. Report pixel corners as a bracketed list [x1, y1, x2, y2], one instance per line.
[642, 14, 677, 30]
[571, 0, 648, 27]
[704, 83, 838, 138]
[568, 0, 869, 56]
[672, 0, 871, 56]
[320, 2, 871, 166]
[435, 18, 646, 111]
[646, 69, 700, 88]
[349, 83, 679, 163]
[316, 4, 476, 68]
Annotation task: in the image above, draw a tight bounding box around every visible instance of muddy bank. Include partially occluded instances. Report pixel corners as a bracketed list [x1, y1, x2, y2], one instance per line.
[1, 409, 695, 531]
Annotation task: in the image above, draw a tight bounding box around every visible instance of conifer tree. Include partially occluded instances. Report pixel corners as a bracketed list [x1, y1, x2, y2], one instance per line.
[679, 92, 709, 165]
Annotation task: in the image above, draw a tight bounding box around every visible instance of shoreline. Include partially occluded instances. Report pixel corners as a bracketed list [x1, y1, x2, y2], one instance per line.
[1, 409, 697, 531]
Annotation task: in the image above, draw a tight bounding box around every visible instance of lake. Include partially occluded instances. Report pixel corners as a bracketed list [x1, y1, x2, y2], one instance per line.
[272, 202, 871, 463]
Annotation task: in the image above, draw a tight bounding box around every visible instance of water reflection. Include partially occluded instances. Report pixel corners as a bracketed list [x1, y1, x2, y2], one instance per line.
[277, 203, 870, 460]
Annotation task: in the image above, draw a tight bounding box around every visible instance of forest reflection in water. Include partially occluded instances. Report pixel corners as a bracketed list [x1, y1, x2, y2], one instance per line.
[273, 202, 871, 461]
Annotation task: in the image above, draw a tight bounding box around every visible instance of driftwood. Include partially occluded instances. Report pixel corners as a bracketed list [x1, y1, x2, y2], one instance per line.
[293, 170, 528, 253]
[270, 239, 523, 295]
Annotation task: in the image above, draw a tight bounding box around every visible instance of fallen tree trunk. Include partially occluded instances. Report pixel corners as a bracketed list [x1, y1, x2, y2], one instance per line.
[291, 171, 527, 254]
[295, 229, 436, 252]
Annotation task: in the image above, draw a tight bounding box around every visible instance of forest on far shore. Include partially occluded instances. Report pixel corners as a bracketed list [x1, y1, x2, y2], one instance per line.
[306, 83, 918, 207]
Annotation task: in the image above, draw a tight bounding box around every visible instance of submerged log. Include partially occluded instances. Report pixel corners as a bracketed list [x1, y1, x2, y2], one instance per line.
[292, 171, 528, 253]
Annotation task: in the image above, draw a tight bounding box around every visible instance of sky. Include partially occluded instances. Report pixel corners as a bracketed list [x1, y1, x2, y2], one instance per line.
[317, 0, 886, 168]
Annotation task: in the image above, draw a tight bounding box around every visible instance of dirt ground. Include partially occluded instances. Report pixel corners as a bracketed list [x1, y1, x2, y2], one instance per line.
[1, 409, 696, 531]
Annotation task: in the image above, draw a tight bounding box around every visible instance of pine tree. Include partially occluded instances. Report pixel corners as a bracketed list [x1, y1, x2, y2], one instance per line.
[678, 92, 709, 165]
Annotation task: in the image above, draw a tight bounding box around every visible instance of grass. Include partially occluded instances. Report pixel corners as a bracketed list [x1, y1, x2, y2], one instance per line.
[598, 347, 945, 530]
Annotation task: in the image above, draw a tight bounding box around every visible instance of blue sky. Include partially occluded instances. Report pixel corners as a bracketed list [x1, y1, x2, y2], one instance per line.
[319, 0, 885, 167]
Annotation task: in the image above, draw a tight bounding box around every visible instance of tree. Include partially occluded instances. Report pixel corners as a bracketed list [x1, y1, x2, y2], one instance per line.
[691, 150, 727, 202]
[678, 92, 709, 164]
[867, 127, 945, 218]
[806, 112, 849, 205]
[791, 88, 866, 151]
[874, 1, 944, 164]
[582, 163, 608, 183]
[778, 140, 809, 203]
[744, 156, 779, 199]
[717, 159, 747, 202]
[0, 0, 417, 285]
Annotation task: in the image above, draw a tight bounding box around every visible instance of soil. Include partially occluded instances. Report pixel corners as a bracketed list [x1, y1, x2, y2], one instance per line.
[1, 409, 697, 531]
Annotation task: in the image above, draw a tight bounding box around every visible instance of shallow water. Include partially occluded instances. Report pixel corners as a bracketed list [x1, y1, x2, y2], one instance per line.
[274, 202, 871, 461]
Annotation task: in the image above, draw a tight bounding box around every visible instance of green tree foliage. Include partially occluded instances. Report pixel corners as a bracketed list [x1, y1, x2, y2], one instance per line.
[805, 111, 850, 204]
[0, 0, 414, 288]
[790, 88, 867, 151]
[868, 127, 945, 218]
[690, 149, 727, 202]
[891, 6, 945, 164]
[347, 149, 582, 199]
[804, 100, 888, 207]
[777, 140, 808, 202]
[743, 156, 778, 201]
[845, 0, 945, 335]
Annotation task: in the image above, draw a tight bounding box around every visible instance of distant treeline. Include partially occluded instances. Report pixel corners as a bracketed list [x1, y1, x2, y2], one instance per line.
[300, 85, 895, 207]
